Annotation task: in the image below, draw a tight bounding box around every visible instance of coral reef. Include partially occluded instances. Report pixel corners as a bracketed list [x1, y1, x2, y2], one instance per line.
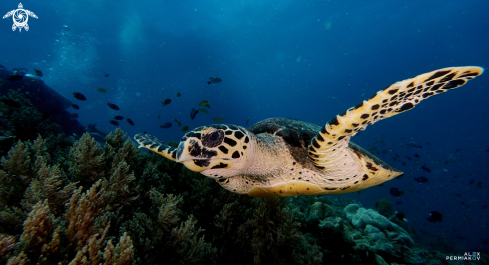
[0, 92, 486, 264]
[289, 196, 418, 264]
[344, 204, 414, 251]
[0, 131, 137, 264]
[0, 90, 59, 148]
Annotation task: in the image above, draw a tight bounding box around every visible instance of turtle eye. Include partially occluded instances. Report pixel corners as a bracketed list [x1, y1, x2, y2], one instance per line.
[202, 130, 224, 148]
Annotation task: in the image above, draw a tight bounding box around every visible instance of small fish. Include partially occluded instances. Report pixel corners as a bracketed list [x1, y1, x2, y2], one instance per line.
[173, 118, 181, 127]
[158, 115, 161, 120]
[71, 104, 80, 109]
[7, 74, 24, 81]
[107, 103, 119, 110]
[455, 148, 461, 152]
[114, 115, 124, 120]
[126, 118, 134, 126]
[207, 77, 222, 85]
[198, 108, 209, 114]
[34, 69, 43, 77]
[71, 113, 79, 119]
[97, 88, 107, 93]
[160, 122, 172, 128]
[109, 120, 119, 126]
[414, 177, 429, 183]
[381, 149, 387, 154]
[482, 205, 488, 209]
[213, 117, 224, 122]
[182, 126, 189, 132]
[395, 211, 407, 222]
[73, 92, 87, 101]
[402, 162, 406, 166]
[390, 187, 404, 197]
[395, 201, 402, 205]
[369, 147, 378, 152]
[162, 99, 172, 106]
[427, 211, 442, 223]
[41, 112, 51, 121]
[245, 118, 250, 126]
[406, 156, 412, 161]
[104, 72, 109, 77]
[176, 92, 181, 97]
[190, 108, 199, 120]
[468, 180, 475, 185]
[0, 98, 21, 108]
[406, 141, 422, 148]
[413, 154, 420, 158]
[420, 166, 431, 173]
[199, 100, 210, 108]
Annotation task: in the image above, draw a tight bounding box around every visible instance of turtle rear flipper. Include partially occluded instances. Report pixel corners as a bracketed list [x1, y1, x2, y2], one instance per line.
[134, 133, 178, 161]
[308, 66, 484, 170]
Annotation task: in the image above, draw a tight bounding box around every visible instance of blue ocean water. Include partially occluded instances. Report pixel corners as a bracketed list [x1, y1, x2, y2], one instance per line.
[1, 0, 488, 255]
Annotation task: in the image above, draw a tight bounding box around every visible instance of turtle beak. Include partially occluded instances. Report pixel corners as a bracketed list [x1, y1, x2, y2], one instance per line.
[175, 139, 211, 172]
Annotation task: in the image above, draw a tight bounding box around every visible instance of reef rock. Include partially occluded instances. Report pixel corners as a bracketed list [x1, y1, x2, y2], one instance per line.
[344, 204, 414, 252]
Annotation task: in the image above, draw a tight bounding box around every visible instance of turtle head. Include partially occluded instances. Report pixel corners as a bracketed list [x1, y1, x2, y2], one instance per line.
[176, 124, 251, 175]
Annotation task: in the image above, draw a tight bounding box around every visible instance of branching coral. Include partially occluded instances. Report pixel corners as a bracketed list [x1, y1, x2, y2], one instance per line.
[150, 189, 182, 231]
[65, 179, 108, 252]
[106, 160, 137, 211]
[69, 133, 105, 183]
[168, 214, 215, 264]
[22, 161, 77, 215]
[103, 232, 134, 265]
[0, 234, 16, 262]
[15, 200, 59, 264]
[0, 206, 26, 234]
[1, 140, 33, 183]
[0, 136, 58, 234]
[213, 195, 322, 265]
[68, 230, 134, 265]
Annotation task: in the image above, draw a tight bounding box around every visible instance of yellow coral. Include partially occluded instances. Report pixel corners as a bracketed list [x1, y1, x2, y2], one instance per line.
[6, 251, 28, 265]
[18, 200, 58, 263]
[0, 234, 15, 257]
[103, 232, 134, 265]
[66, 179, 108, 251]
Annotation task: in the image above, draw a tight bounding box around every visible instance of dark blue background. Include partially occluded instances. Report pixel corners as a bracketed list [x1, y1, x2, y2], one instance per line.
[1, 0, 488, 252]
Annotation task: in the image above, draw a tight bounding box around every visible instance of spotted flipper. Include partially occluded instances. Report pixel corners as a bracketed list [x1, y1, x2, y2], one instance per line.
[308, 66, 484, 170]
[134, 133, 177, 161]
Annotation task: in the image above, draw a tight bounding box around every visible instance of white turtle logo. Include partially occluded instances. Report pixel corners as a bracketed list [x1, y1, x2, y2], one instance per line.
[3, 3, 38, 32]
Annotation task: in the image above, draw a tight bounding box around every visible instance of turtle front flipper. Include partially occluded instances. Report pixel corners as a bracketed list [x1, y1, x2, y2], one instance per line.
[134, 133, 177, 161]
[308, 66, 484, 170]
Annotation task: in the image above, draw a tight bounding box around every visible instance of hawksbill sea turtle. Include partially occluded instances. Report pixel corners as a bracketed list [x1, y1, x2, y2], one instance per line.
[135, 66, 483, 197]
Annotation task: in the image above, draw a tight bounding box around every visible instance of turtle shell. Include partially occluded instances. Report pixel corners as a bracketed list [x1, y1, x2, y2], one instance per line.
[248, 117, 320, 148]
